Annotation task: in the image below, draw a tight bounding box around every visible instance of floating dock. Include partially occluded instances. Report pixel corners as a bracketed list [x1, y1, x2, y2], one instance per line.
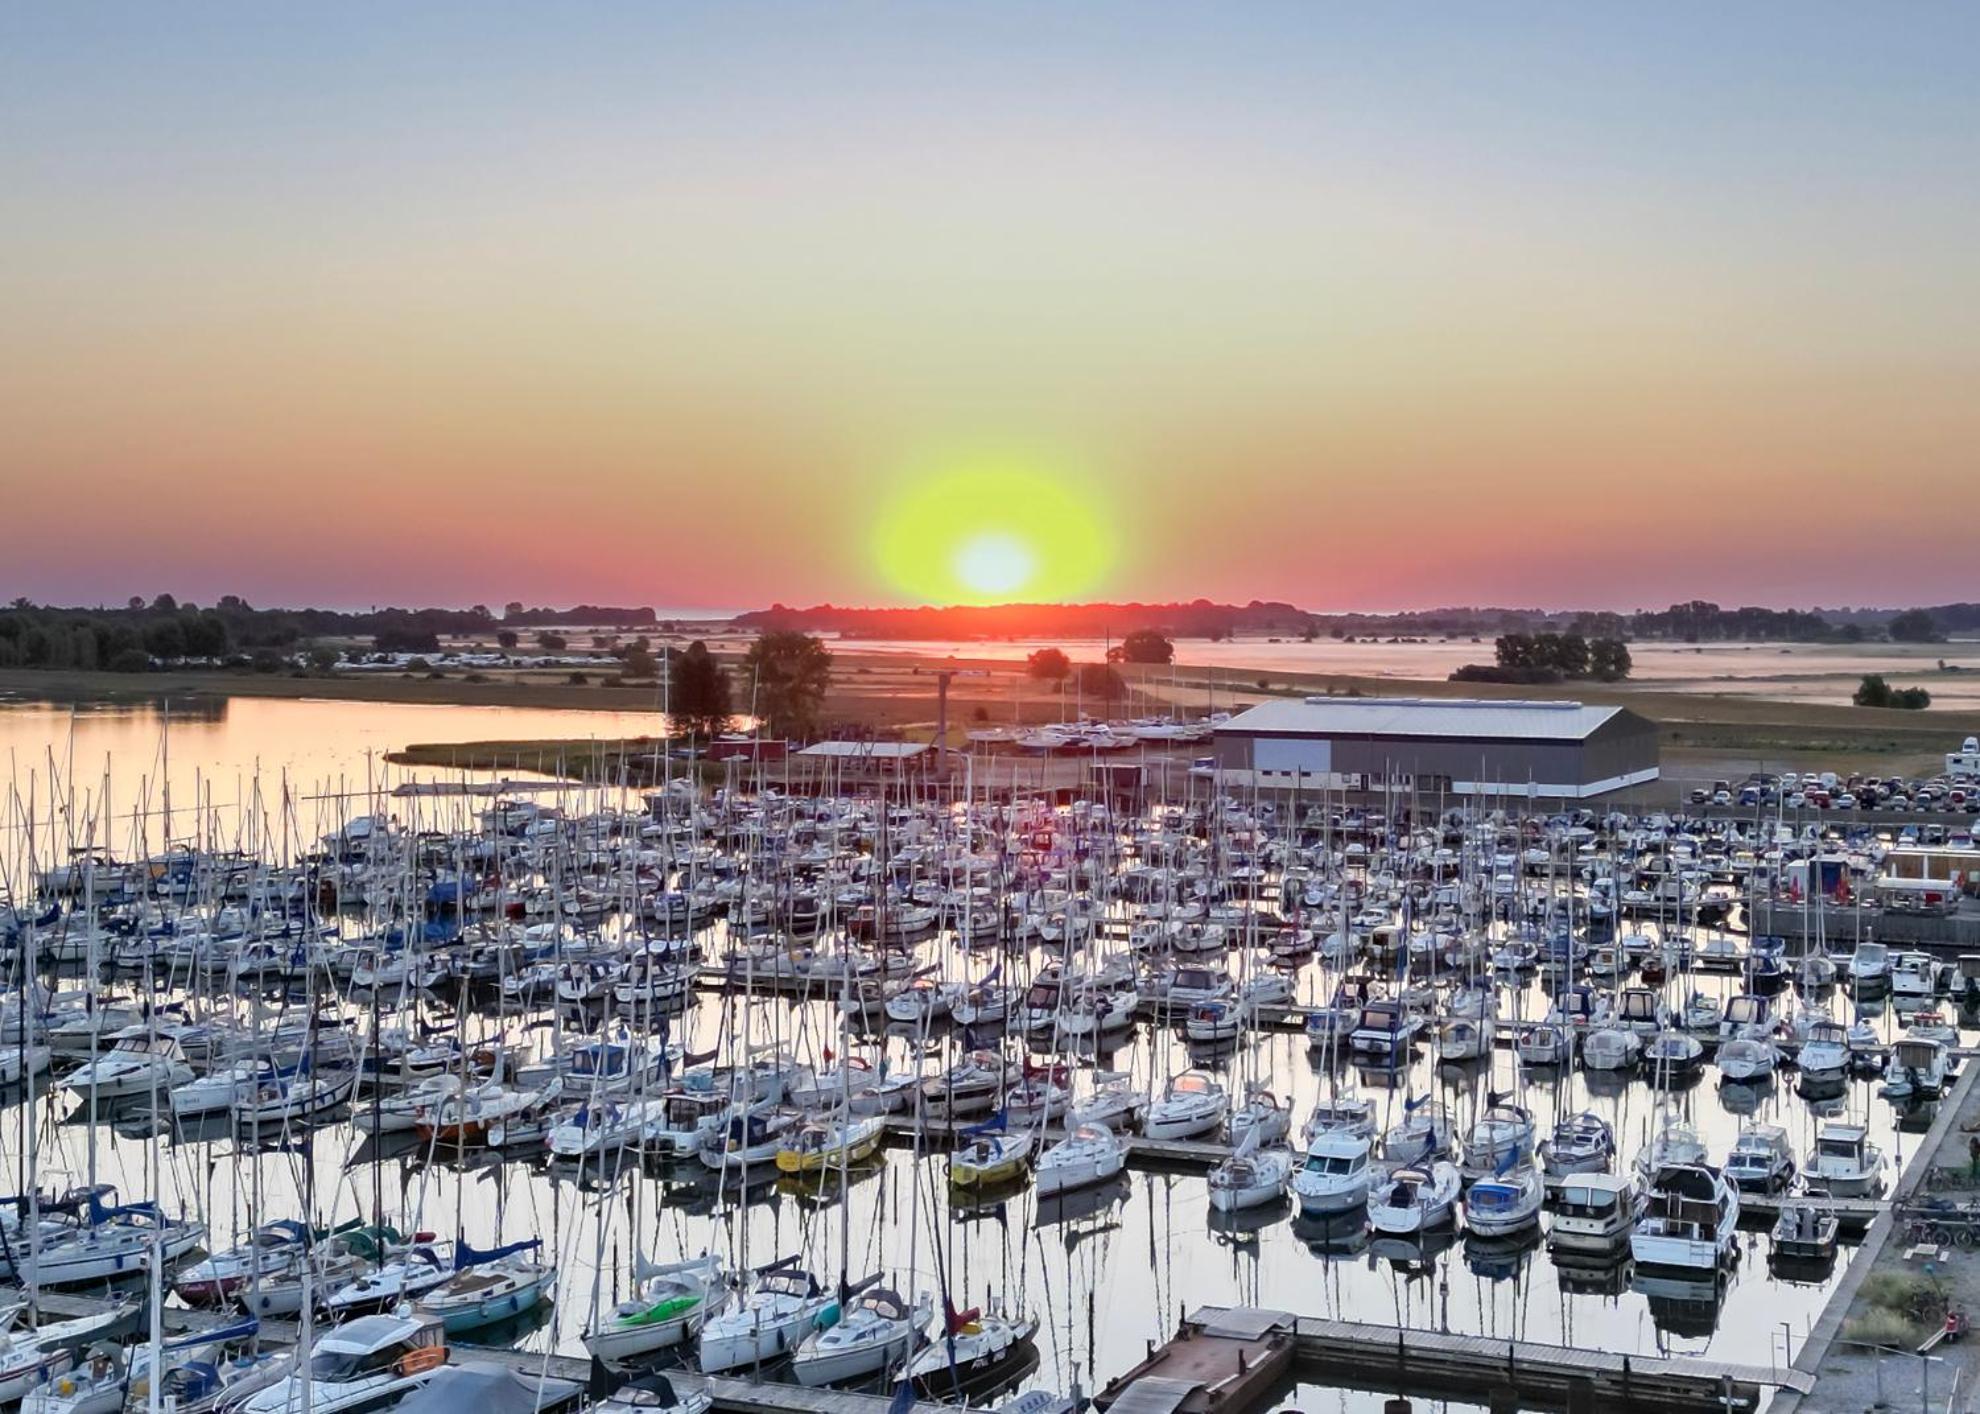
[1095, 1306, 1297, 1413]
[1169, 1305, 1815, 1413]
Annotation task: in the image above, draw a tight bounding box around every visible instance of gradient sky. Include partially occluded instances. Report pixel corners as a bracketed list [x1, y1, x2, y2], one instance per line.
[4, 4, 1976, 612]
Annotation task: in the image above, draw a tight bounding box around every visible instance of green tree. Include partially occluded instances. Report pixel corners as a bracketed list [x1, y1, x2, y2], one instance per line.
[1075, 662, 1127, 701]
[622, 642, 658, 679]
[496, 629, 519, 649]
[1853, 674, 1894, 708]
[143, 618, 187, 660]
[742, 631, 832, 739]
[1888, 609, 1945, 643]
[671, 641, 732, 737]
[536, 631, 569, 652]
[1110, 629, 1173, 665]
[307, 646, 339, 673]
[1588, 638, 1633, 681]
[1026, 647, 1071, 683]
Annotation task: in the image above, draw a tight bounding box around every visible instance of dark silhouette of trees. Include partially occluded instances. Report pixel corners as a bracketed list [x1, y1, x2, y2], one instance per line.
[1110, 630, 1174, 665]
[1888, 609, 1945, 643]
[670, 641, 732, 737]
[1854, 675, 1931, 709]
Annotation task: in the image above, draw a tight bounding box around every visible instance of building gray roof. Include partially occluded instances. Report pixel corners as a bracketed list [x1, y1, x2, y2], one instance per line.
[1216, 697, 1628, 742]
[796, 741, 930, 759]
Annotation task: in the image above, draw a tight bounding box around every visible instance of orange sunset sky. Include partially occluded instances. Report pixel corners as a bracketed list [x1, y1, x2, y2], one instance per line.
[3, 5, 1976, 612]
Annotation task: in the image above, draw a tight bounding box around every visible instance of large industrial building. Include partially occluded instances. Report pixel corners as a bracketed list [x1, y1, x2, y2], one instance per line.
[1211, 697, 1659, 802]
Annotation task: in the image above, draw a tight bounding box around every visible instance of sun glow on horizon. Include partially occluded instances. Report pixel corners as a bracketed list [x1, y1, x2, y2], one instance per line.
[872, 452, 1113, 605]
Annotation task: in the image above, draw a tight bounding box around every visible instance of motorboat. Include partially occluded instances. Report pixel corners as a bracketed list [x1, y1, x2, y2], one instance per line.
[60, 1033, 193, 1100]
[1538, 1113, 1614, 1177]
[1716, 1037, 1779, 1083]
[790, 1284, 931, 1387]
[1292, 1131, 1373, 1216]
[1367, 1161, 1460, 1234]
[584, 1255, 728, 1365]
[1797, 1021, 1850, 1085]
[1464, 1164, 1544, 1238]
[1630, 1164, 1740, 1271]
[237, 1315, 446, 1414]
[1771, 1203, 1840, 1265]
[1143, 1070, 1228, 1141]
[1883, 1037, 1953, 1100]
[1844, 942, 1891, 992]
[1548, 1173, 1635, 1253]
[1723, 1124, 1796, 1194]
[1036, 1123, 1126, 1197]
[1806, 1122, 1887, 1197]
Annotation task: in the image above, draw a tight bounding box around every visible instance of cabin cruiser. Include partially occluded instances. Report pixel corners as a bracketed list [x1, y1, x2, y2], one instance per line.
[1368, 1161, 1461, 1235]
[1723, 1124, 1796, 1194]
[1292, 1131, 1373, 1215]
[237, 1315, 446, 1414]
[1544, 985, 1611, 1037]
[1718, 993, 1776, 1044]
[1884, 1036, 1955, 1101]
[1300, 1097, 1375, 1148]
[1892, 951, 1940, 1000]
[1548, 1173, 1636, 1253]
[1631, 1164, 1740, 1271]
[1143, 1070, 1228, 1141]
[1633, 1120, 1708, 1183]
[1844, 942, 1891, 992]
[61, 1033, 193, 1100]
[1806, 1122, 1887, 1197]
[413, 1239, 557, 1335]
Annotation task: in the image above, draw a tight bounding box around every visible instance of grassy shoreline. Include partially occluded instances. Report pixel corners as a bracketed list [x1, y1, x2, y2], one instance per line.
[6, 656, 1977, 782]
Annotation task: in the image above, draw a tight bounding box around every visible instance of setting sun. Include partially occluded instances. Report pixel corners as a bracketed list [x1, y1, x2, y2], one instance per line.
[872, 451, 1113, 605]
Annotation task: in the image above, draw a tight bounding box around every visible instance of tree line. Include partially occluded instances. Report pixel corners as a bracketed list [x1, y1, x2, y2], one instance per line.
[1450, 633, 1633, 685]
